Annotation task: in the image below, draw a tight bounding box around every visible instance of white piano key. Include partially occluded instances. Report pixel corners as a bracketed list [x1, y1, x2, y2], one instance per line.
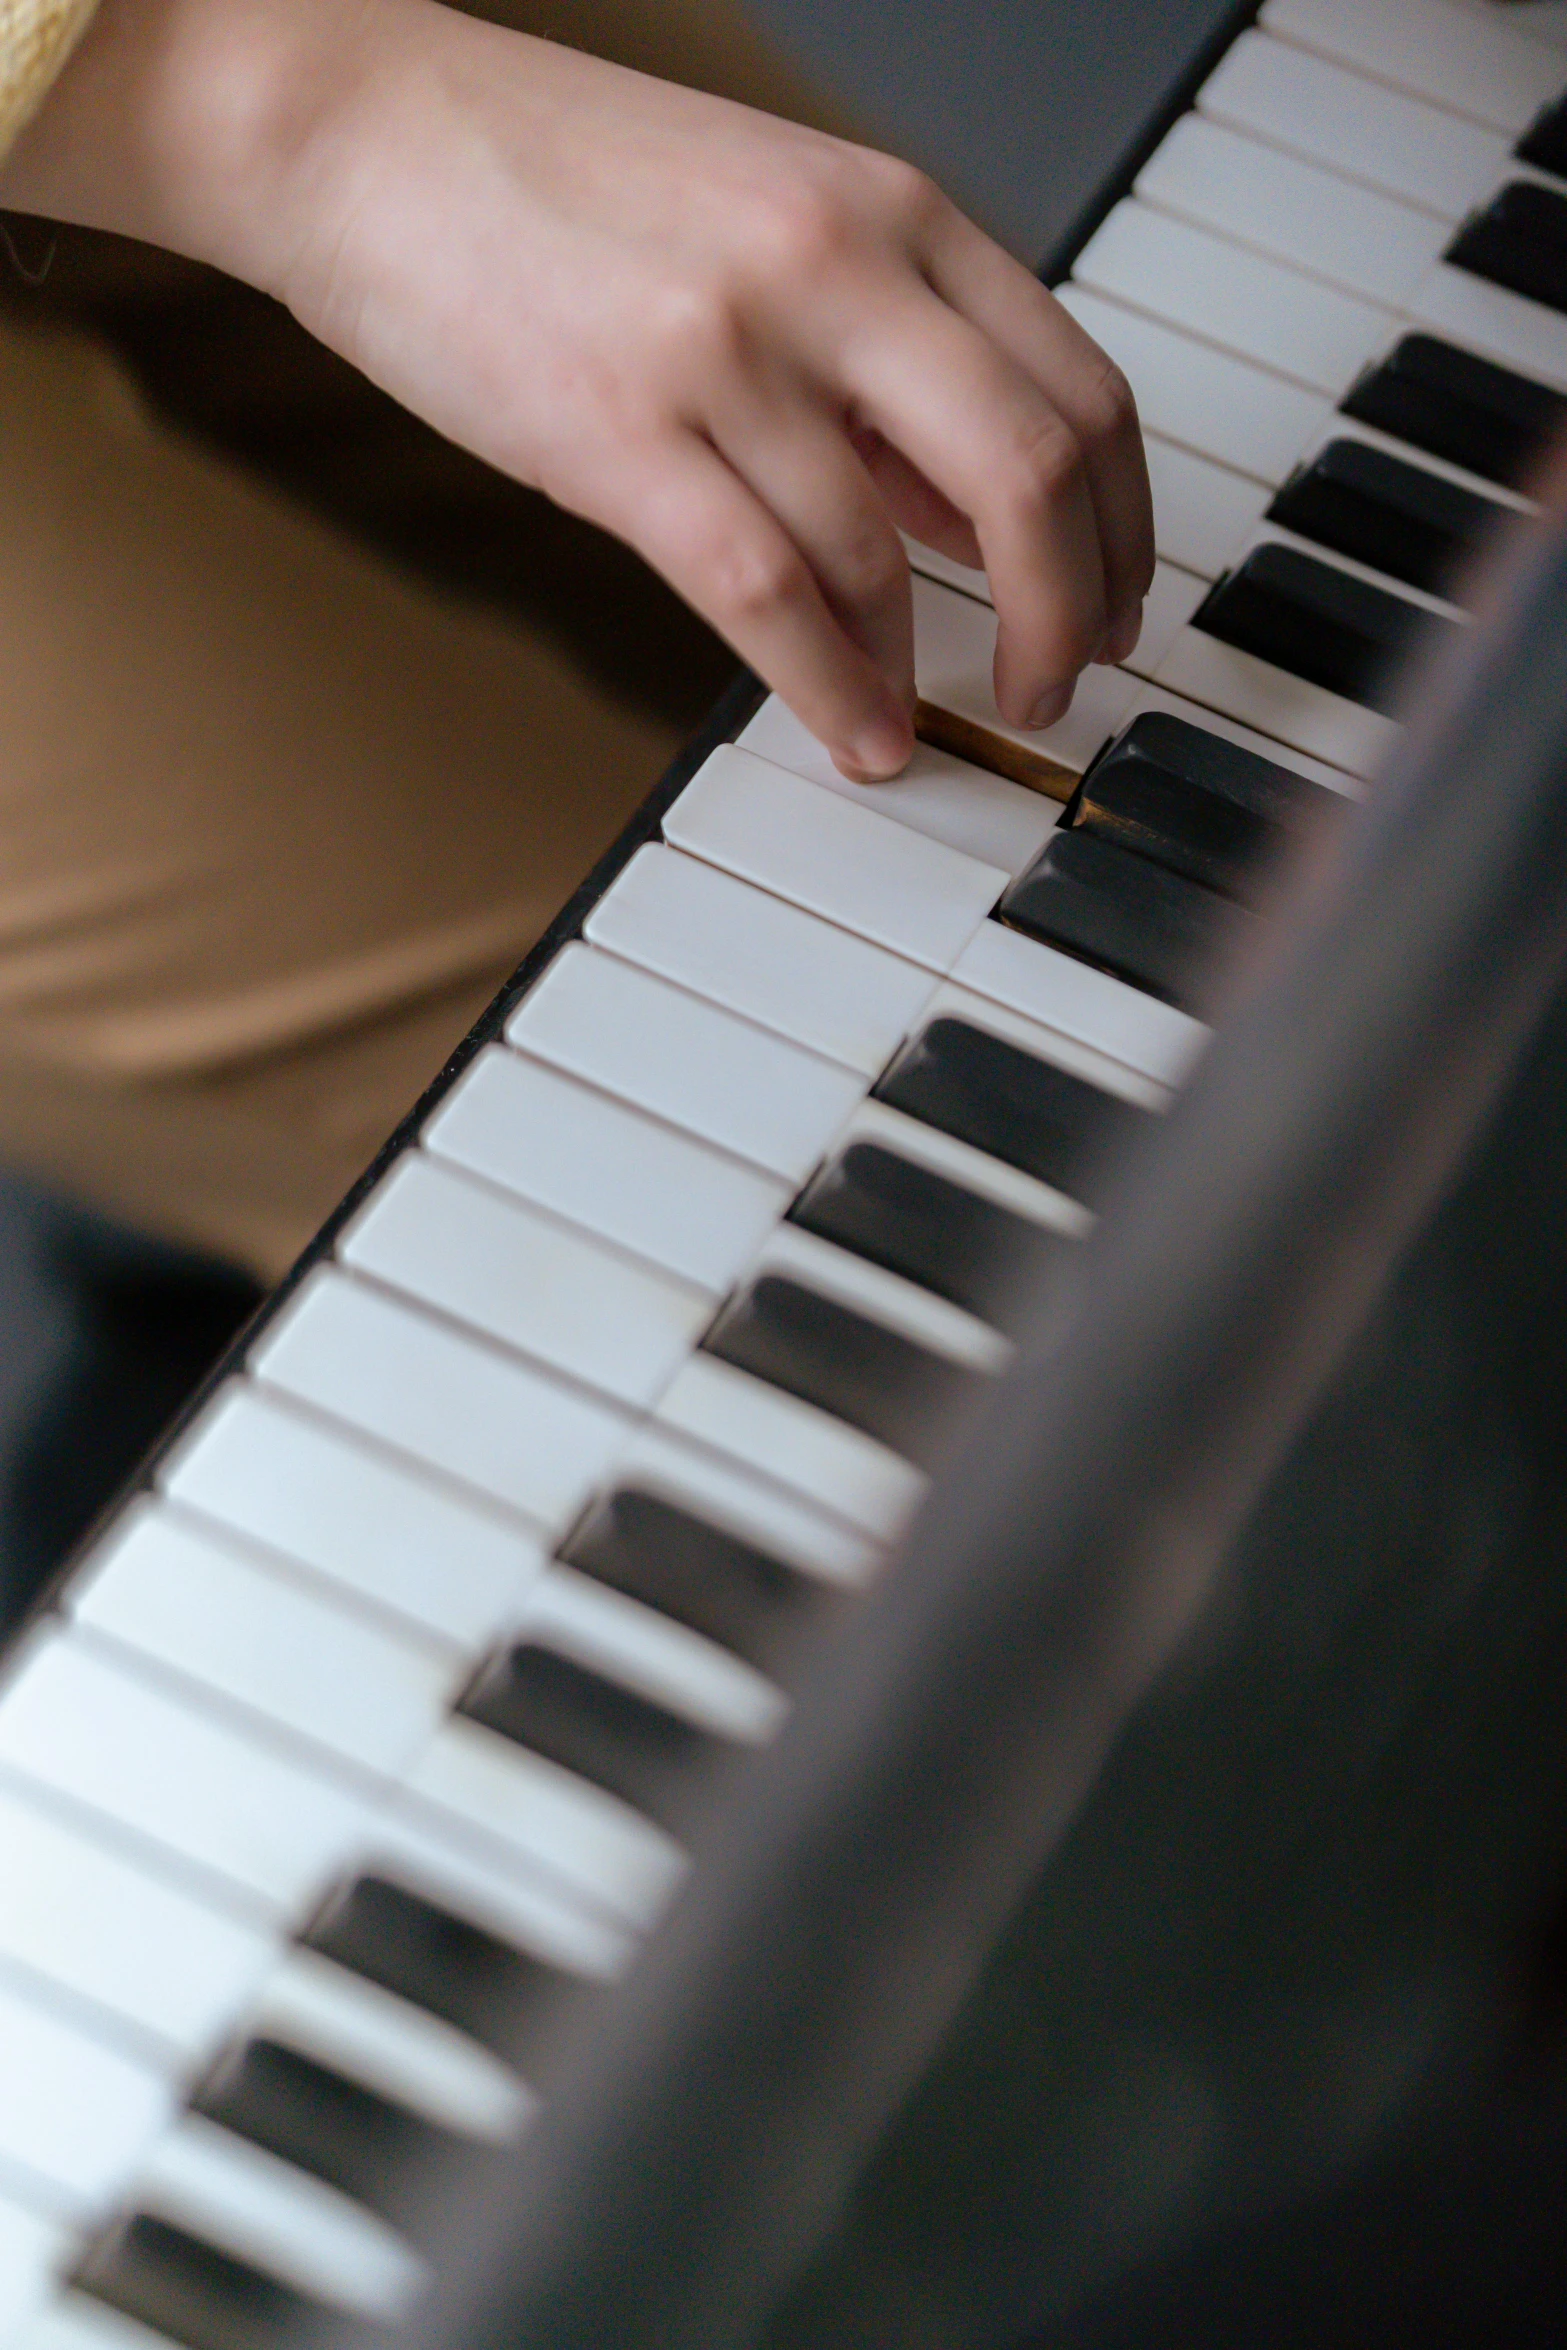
[1493, 3, 1567, 54]
[753, 1223, 1013, 1376]
[1199, 30, 1508, 218]
[1262, 0, 1562, 134]
[506, 944, 863, 1184]
[253, 1271, 631, 1535]
[1075, 200, 1390, 397]
[0, 1634, 368, 1914]
[584, 843, 938, 1074]
[403, 1719, 685, 1931]
[0, 1980, 170, 2212]
[1137, 115, 1447, 306]
[734, 696, 1060, 877]
[1409, 261, 1567, 393]
[914, 570, 1138, 776]
[1116, 561, 1208, 676]
[251, 1949, 532, 2144]
[0, 2200, 70, 2343]
[0, 1783, 274, 2058]
[12, 2298, 181, 2350]
[520, 1567, 788, 1746]
[134, 2117, 424, 2322]
[665, 746, 1009, 969]
[70, 1507, 457, 1779]
[608, 1423, 880, 1592]
[945, 925, 1205, 1091]
[1055, 284, 1330, 484]
[342, 1156, 711, 1412]
[163, 1386, 540, 1650]
[1153, 627, 1402, 774]
[840, 1100, 1094, 1242]
[1143, 435, 1271, 578]
[655, 1354, 926, 1544]
[1120, 679, 1362, 797]
[424, 1048, 787, 1294]
[353, 1803, 635, 1986]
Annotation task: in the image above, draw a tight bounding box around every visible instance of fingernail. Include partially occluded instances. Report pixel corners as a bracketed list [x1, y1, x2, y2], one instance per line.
[844, 708, 913, 780]
[1029, 682, 1074, 731]
[1105, 603, 1144, 666]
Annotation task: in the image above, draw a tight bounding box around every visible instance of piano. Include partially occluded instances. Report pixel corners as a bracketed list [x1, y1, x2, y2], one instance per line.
[4, 1, 1567, 2344]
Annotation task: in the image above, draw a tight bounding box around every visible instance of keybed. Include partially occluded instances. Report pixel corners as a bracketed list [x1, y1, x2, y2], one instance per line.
[3, 1, 1567, 2343]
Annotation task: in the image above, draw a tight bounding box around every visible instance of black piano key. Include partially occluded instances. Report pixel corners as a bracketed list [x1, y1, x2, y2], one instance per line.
[195, 2042, 441, 2224]
[1340, 333, 1565, 488]
[462, 1642, 714, 1831]
[1447, 180, 1567, 316]
[306, 1876, 558, 2061]
[1519, 91, 1567, 182]
[1193, 542, 1450, 714]
[76, 2218, 335, 2350]
[1266, 437, 1502, 597]
[998, 829, 1251, 1014]
[562, 1487, 825, 1675]
[875, 1015, 1148, 1202]
[704, 1274, 983, 1467]
[1070, 712, 1337, 906]
[791, 1140, 1070, 1336]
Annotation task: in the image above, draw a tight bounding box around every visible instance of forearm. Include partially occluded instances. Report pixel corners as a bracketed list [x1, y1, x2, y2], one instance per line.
[0, 0, 368, 293]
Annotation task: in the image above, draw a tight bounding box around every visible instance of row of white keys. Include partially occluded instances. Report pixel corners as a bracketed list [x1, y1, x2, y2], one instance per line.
[0, 1782, 273, 2064]
[1073, 201, 1389, 398]
[253, 1265, 634, 1536]
[646, 738, 1205, 1087]
[0, 2199, 74, 2344]
[584, 839, 942, 1072]
[161, 1384, 543, 1651]
[1054, 283, 1331, 485]
[734, 697, 1060, 876]
[340, 1155, 712, 1414]
[1261, 0, 1564, 136]
[507, 942, 864, 1185]
[1130, 103, 1567, 398]
[425, 1048, 789, 1295]
[1199, 28, 1512, 217]
[1135, 113, 1451, 308]
[66, 1506, 464, 1782]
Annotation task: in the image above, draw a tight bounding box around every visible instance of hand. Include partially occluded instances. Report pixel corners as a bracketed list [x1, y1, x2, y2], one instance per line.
[1, 0, 1155, 780]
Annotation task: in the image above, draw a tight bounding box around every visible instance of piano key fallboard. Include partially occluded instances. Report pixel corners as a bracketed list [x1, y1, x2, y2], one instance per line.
[5, 2, 1567, 2345]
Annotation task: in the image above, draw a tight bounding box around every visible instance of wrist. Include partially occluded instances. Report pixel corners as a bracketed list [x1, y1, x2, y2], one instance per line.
[0, 0, 394, 295]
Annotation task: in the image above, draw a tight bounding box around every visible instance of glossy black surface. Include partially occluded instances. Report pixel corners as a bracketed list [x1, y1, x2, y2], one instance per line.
[1070, 712, 1336, 905]
[875, 1016, 1148, 1200]
[562, 1488, 819, 1676]
[1340, 333, 1565, 489]
[76, 2220, 330, 2350]
[1518, 89, 1567, 183]
[1268, 437, 1502, 597]
[792, 1140, 1070, 1335]
[462, 1644, 712, 1832]
[705, 1274, 982, 1467]
[1194, 541, 1447, 714]
[196, 2041, 437, 2221]
[306, 1877, 556, 2062]
[1448, 179, 1567, 317]
[1000, 829, 1250, 1013]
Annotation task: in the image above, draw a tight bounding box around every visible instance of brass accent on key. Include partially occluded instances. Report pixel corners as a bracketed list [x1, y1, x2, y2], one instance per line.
[914, 700, 1079, 800]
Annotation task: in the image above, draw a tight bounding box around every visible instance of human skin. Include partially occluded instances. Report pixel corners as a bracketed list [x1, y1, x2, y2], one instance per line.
[0, 0, 1155, 779]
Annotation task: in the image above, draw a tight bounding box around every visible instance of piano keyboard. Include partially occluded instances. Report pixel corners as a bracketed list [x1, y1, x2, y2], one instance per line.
[4, 2, 1567, 2344]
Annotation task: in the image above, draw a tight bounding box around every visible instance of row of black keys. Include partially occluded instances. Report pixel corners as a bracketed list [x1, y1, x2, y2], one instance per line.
[75, 705, 1319, 2350]
[1191, 206, 1567, 714]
